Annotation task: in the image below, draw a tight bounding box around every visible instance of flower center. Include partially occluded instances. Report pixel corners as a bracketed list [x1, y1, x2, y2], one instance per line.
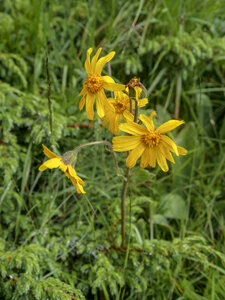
[85, 74, 104, 94]
[142, 130, 161, 147]
[113, 100, 128, 114]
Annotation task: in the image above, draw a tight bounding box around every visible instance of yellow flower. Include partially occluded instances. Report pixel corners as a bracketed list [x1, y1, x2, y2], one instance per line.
[79, 48, 125, 120]
[39, 145, 85, 194]
[112, 112, 187, 172]
[102, 89, 148, 135]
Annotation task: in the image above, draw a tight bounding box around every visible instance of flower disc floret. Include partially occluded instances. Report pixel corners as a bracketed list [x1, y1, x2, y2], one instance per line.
[142, 131, 161, 147]
[85, 74, 104, 94]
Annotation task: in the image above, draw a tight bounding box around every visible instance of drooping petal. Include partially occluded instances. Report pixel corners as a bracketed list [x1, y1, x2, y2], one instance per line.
[126, 143, 146, 168]
[139, 112, 156, 131]
[148, 147, 157, 168]
[84, 48, 93, 74]
[86, 92, 95, 120]
[159, 143, 175, 163]
[113, 136, 142, 152]
[177, 146, 188, 155]
[96, 90, 107, 118]
[157, 120, 184, 134]
[161, 135, 179, 156]
[42, 144, 59, 159]
[79, 95, 86, 110]
[119, 122, 147, 136]
[140, 148, 149, 168]
[39, 158, 61, 171]
[91, 48, 102, 71]
[95, 51, 115, 74]
[68, 165, 78, 179]
[59, 161, 67, 172]
[157, 151, 169, 172]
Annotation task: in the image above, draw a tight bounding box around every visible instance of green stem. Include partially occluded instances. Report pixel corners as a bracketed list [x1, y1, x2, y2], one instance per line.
[121, 97, 139, 247]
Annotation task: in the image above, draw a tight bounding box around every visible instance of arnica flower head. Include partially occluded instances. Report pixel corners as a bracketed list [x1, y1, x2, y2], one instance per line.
[113, 112, 187, 172]
[102, 89, 148, 135]
[39, 145, 85, 194]
[79, 48, 125, 120]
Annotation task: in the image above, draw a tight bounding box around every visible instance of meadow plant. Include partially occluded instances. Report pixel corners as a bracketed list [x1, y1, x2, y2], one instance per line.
[40, 48, 187, 248]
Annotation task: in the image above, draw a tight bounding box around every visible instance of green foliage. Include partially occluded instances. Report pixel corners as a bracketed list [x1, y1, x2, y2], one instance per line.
[0, 0, 224, 299]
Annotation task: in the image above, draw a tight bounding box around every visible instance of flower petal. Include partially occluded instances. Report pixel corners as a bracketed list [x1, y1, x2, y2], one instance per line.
[138, 98, 148, 108]
[119, 122, 147, 136]
[103, 81, 125, 92]
[91, 48, 102, 71]
[84, 48, 93, 74]
[177, 146, 188, 155]
[86, 92, 95, 120]
[157, 120, 184, 134]
[113, 136, 142, 152]
[42, 144, 59, 159]
[157, 151, 169, 172]
[139, 112, 156, 131]
[95, 51, 115, 74]
[39, 158, 61, 171]
[96, 90, 107, 118]
[161, 135, 179, 156]
[126, 143, 146, 168]
[102, 75, 115, 84]
[79, 95, 86, 110]
[148, 147, 157, 168]
[140, 148, 149, 168]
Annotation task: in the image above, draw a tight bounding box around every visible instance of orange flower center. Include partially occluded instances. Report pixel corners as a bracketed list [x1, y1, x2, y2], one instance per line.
[142, 130, 161, 147]
[85, 74, 104, 94]
[113, 99, 128, 114]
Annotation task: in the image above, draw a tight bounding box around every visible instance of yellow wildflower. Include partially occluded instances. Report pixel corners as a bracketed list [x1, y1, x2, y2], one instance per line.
[102, 89, 148, 135]
[39, 145, 85, 194]
[79, 48, 125, 120]
[112, 112, 187, 172]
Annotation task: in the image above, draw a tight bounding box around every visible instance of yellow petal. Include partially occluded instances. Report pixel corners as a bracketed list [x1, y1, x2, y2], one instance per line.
[79, 95, 86, 110]
[123, 110, 134, 122]
[134, 86, 142, 101]
[96, 90, 106, 118]
[39, 158, 61, 171]
[103, 81, 125, 92]
[126, 143, 146, 168]
[101, 75, 115, 84]
[113, 136, 142, 152]
[42, 144, 59, 159]
[91, 48, 102, 71]
[119, 122, 147, 136]
[148, 147, 157, 168]
[159, 143, 175, 163]
[140, 148, 149, 168]
[161, 135, 179, 156]
[68, 165, 77, 179]
[84, 48, 93, 74]
[86, 92, 95, 120]
[157, 151, 169, 172]
[95, 51, 115, 74]
[59, 161, 67, 172]
[139, 112, 156, 131]
[157, 120, 184, 134]
[177, 146, 188, 155]
[138, 98, 148, 108]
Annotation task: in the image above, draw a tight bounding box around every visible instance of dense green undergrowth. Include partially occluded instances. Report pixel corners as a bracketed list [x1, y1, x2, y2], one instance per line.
[0, 0, 225, 299]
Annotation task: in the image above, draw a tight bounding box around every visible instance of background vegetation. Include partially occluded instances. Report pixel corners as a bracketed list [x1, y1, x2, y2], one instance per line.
[0, 0, 225, 299]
